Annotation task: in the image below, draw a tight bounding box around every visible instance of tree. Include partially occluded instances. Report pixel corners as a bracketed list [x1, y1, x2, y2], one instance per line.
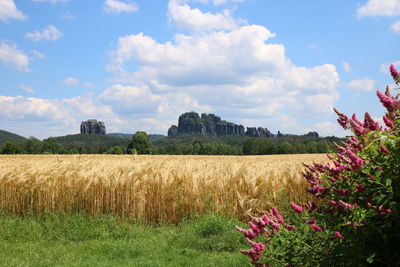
[105, 146, 125, 154]
[42, 137, 64, 154]
[0, 141, 17, 154]
[128, 131, 152, 154]
[23, 137, 43, 154]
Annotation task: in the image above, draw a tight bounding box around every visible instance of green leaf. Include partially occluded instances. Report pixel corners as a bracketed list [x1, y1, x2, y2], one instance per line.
[386, 179, 392, 187]
[366, 253, 376, 264]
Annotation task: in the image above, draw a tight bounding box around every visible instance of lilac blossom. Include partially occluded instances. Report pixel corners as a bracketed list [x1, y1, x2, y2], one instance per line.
[290, 202, 304, 213]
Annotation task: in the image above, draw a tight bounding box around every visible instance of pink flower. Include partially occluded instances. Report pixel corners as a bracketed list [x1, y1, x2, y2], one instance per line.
[390, 64, 400, 83]
[377, 89, 397, 111]
[383, 115, 395, 129]
[332, 186, 349, 196]
[338, 200, 355, 210]
[334, 108, 350, 129]
[346, 148, 363, 170]
[284, 224, 297, 231]
[235, 226, 257, 239]
[364, 112, 380, 131]
[355, 184, 366, 192]
[350, 114, 366, 136]
[249, 222, 261, 234]
[380, 144, 389, 154]
[335, 231, 344, 239]
[290, 202, 304, 213]
[271, 206, 279, 216]
[312, 224, 323, 232]
[277, 214, 284, 224]
[304, 218, 316, 224]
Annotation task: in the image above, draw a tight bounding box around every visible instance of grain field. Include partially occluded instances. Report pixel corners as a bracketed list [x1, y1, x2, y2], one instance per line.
[0, 154, 326, 224]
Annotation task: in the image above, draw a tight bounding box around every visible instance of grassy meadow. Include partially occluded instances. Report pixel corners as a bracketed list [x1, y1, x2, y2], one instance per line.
[0, 154, 326, 266]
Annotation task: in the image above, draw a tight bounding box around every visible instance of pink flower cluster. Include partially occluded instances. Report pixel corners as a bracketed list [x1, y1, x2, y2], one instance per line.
[390, 64, 400, 84]
[377, 87, 398, 112]
[236, 207, 297, 265]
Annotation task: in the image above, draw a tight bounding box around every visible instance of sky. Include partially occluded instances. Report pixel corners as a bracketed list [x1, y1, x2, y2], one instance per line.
[0, 0, 400, 139]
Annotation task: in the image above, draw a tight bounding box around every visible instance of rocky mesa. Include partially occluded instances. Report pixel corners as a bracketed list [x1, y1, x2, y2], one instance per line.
[80, 119, 106, 135]
[167, 112, 274, 138]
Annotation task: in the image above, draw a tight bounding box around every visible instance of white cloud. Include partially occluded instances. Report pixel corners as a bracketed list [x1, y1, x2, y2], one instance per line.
[0, 41, 30, 72]
[32, 50, 46, 59]
[348, 78, 375, 91]
[357, 0, 400, 17]
[107, 20, 340, 136]
[103, 0, 138, 14]
[167, 0, 245, 31]
[313, 121, 347, 137]
[380, 60, 400, 73]
[108, 25, 279, 84]
[0, 94, 120, 139]
[61, 77, 79, 85]
[0, 0, 26, 22]
[0, 95, 63, 121]
[100, 84, 162, 114]
[25, 25, 62, 42]
[342, 61, 351, 72]
[19, 84, 34, 93]
[61, 77, 95, 87]
[391, 20, 400, 33]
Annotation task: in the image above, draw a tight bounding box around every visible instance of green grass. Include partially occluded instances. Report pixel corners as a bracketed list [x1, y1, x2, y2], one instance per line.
[0, 213, 250, 267]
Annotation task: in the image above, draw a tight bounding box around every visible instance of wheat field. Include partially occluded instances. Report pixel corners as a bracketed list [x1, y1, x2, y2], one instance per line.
[0, 154, 326, 224]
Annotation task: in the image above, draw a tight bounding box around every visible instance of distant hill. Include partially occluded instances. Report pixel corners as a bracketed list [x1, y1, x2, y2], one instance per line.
[107, 133, 165, 142]
[0, 130, 26, 145]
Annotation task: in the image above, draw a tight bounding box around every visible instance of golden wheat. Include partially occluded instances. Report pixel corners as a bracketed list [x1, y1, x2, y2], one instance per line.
[0, 154, 326, 224]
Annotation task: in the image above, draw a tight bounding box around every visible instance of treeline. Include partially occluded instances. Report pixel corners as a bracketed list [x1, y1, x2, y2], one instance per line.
[0, 133, 339, 155]
[0, 137, 128, 155]
[153, 138, 334, 155]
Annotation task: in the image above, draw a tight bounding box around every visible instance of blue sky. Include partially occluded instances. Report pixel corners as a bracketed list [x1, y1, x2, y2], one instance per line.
[1, 0, 400, 139]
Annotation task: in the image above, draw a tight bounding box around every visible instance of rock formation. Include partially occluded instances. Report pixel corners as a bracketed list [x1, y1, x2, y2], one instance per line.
[167, 112, 319, 138]
[305, 131, 319, 138]
[168, 112, 272, 138]
[245, 127, 273, 138]
[80, 119, 106, 135]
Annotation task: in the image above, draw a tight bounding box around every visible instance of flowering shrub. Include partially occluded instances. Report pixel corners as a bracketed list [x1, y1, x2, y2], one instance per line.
[236, 65, 400, 266]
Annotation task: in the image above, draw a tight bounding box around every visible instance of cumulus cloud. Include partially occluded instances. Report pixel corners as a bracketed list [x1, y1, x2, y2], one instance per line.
[103, 0, 138, 14]
[391, 20, 400, 33]
[342, 61, 351, 72]
[348, 78, 375, 91]
[19, 84, 34, 93]
[0, 94, 120, 139]
[25, 25, 62, 42]
[167, 0, 245, 31]
[0, 0, 26, 22]
[357, 0, 400, 17]
[0, 41, 30, 72]
[106, 19, 340, 135]
[100, 84, 162, 114]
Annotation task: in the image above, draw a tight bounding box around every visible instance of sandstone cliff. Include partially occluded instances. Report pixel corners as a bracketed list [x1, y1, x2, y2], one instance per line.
[80, 119, 106, 135]
[168, 112, 273, 138]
